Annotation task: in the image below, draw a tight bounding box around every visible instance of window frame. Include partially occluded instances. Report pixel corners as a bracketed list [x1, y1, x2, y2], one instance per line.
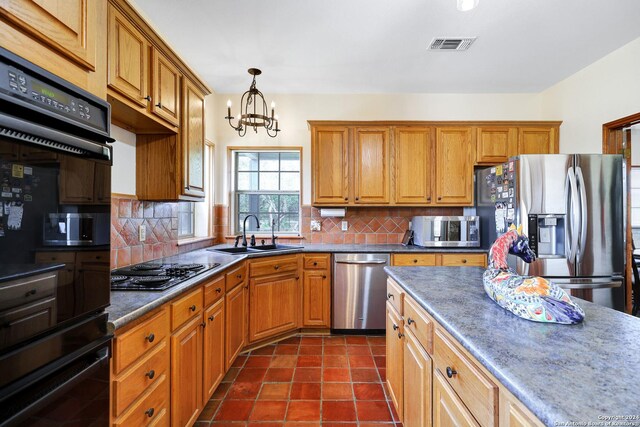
[177, 201, 196, 238]
[230, 147, 303, 236]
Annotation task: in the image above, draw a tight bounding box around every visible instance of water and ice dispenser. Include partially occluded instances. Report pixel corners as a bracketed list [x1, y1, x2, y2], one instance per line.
[527, 214, 565, 258]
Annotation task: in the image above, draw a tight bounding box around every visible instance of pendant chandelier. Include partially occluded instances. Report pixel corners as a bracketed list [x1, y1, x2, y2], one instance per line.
[225, 68, 280, 138]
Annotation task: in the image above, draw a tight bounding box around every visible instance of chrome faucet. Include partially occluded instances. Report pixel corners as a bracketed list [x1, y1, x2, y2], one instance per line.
[271, 219, 278, 246]
[242, 214, 260, 247]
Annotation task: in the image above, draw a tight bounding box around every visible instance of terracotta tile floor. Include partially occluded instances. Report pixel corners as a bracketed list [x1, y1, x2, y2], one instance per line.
[196, 335, 402, 426]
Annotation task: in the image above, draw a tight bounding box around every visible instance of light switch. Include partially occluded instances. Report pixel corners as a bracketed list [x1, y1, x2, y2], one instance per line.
[139, 224, 146, 242]
[341, 221, 348, 232]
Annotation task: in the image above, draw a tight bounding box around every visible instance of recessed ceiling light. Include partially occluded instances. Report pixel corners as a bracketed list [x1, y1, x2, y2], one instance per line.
[457, 0, 479, 12]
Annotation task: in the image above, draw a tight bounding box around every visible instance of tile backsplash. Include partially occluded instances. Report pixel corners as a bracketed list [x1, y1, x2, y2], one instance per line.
[111, 195, 214, 268]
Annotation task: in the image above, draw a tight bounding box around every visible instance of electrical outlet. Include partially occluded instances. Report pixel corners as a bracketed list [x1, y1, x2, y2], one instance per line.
[310, 220, 321, 232]
[139, 224, 146, 242]
[341, 221, 348, 232]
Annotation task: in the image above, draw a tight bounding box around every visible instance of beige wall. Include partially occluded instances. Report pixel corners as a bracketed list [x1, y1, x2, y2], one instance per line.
[210, 93, 545, 205]
[541, 37, 640, 154]
[111, 124, 136, 195]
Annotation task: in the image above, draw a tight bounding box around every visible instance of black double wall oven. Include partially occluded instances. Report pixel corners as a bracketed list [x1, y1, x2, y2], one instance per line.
[0, 47, 113, 426]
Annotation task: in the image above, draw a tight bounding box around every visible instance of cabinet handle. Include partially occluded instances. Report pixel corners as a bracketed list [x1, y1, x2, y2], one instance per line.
[236, 274, 242, 279]
[437, 197, 442, 201]
[25, 289, 37, 297]
[189, 305, 197, 312]
[407, 317, 415, 325]
[216, 287, 222, 293]
[208, 315, 215, 322]
[274, 265, 280, 270]
[201, 322, 206, 328]
[144, 95, 152, 102]
[145, 408, 155, 418]
[244, 285, 249, 289]
[355, 197, 360, 201]
[427, 197, 431, 202]
[461, 259, 467, 264]
[392, 324, 399, 331]
[397, 332, 404, 339]
[155, 102, 162, 108]
[145, 369, 155, 379]
[413, 259, 418, 263]
[344, 197, 349, 201]
[145, 333, 155, 343]
[387, 293, 394, 300]
[313, 262, 318, 266]
[323, 275, 327, 279]
[446, 366, 457, 378]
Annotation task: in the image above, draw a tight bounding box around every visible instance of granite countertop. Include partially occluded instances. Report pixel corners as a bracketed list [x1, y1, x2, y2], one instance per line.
[384, 266, 640, 426]
[108, 243, 486, 331]
[0, 263, 65, 283]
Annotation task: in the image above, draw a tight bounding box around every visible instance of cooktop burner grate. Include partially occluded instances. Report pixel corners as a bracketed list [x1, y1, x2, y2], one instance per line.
[110, 275, 128, 284]
[133, 263, 164, 271]
[177, 263, 205, 270]
[132, 276, 171, 285]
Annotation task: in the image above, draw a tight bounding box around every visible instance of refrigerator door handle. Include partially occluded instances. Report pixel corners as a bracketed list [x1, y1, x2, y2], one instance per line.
[565, 167, 580, 264]
[575, 166, 588, 264]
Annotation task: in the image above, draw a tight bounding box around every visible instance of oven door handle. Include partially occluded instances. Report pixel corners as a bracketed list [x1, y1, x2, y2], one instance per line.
[2, 346, 110, 426]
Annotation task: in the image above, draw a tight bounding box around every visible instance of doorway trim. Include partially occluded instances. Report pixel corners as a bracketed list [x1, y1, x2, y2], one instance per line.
[602, 112, 640, 313]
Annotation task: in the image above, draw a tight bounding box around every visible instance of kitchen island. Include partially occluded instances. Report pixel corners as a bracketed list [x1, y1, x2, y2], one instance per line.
[384, 266, 640, 426]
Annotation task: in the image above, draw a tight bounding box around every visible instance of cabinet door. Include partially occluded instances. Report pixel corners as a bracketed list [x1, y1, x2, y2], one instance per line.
[386, 302, 404, 422]
[0, 0, 97, 70]
[476, 127, 517, 165]
[249, 274, 299, 342]
[312, 127, 349, 204]
[354, 127, 390, 204]
[152, 49, 181, 126]
[203, 299, 225, 404]
[59, 156, 95, 203]
[171, 315, 203, 427]
[433, 371, 480, 427]
[499, 389, 543, 427]
[302, 270, 330, 327]
[518, 127, 557, 154]
[182, 79, 205, 198]
[403, 330, 432, 427]
[225, 283, 246, 370]
[19, 145, 58, 162]
[434, 128, 474, 205]
[394, 127, 432, 204]
[94, 162, 111, 204]
[108, 4, 149, 107]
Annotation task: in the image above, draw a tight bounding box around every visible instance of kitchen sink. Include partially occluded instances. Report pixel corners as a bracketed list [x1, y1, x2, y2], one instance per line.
[208, 244, 303, 255]
[212, 247, 250, 254]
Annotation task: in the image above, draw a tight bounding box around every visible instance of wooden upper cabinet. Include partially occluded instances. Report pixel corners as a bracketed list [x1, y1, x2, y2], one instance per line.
[152, 49, 181, 126]
[59, 156, 95, 204]
[394, 127, 433, 204]
[518, 127, 558, 154]
[476, 127, 517, 165]
[108, 4, 149, 107]
[182, 79, 205, 197]
[0, 0, 97, 71]
[434, 127, 474, 206]
[312, 127, 349, 205]
[354, 127, 390, 204]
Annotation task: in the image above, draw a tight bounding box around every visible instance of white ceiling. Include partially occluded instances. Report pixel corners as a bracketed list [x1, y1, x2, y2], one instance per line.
[131, 0, 640, 94]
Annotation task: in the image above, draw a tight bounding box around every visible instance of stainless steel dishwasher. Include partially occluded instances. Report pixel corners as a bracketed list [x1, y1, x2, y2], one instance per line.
[332, 253, 390, 332]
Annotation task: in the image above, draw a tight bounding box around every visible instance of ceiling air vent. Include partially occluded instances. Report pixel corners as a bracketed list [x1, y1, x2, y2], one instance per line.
[428, 37, 476, 51]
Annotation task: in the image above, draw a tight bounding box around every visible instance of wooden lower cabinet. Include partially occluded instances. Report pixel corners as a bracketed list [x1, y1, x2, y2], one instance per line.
[225, 282, 247, 370]
[302, 270, 331, 327]
[392, 253, 487, 268]
[499, 389, 544, 427]
[171, 315, 203, 427]
[385, 302, 404, 423]
[203, 299, 225, 403]
[434, 370, 480, 427]
[403, 329, 432, 427]
[249, 273, 299, 342]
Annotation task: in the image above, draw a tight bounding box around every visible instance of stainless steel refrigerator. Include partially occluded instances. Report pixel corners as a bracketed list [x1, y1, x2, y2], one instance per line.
[476, 154, 625, 311]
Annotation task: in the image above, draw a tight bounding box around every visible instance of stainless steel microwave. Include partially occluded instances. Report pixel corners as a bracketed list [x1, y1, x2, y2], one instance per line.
[43, 213, 109, 246]
[410, 216, 480, 247]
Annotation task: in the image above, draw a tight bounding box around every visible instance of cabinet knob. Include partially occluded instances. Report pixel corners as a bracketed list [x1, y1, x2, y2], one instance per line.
[438, 197, 442, 201]
[387, 293, 394, 300]
[236, 274, 242, 279]
[407, 317, 415, 325]
[413, 259, 418, 263]
[462, 259, 467, 264]
[144, 95, 152, 102]
[208, 315, 215, 322]
[323, 275, 327, 279]
[155, 102, 162, 108]
[216, 287, 222, 293]
[427, 197, 431, 202]
[145, 408, 155, 418]
[397, 332, 404, 339]
[446, 366, 457, 378]
[25, 289, 37, 297]
[201, 322, 206, 328]
[145, 369, 155, 379]
[344, 197, 349, 201]
[313, 262, 318, 266]
[274, 265, 280, 270]
[355, 197, 360, 201]
[145, 333, 155, 343]
[189, 305, 197, 312]
[392, 324, 399, 331]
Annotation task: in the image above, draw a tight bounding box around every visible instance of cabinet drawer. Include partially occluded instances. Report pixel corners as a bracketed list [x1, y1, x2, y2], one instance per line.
[113, 339, 169, 417]
[170, 287, 203, 331]
[392, 253, 437, 266]
[204, 275, 225, 307]
[303, 254, 330, 270]
[114, 374, 169, 427]
[404, 295, 433, 355]
[35, 251, 76, 263]
[76, 251, 109, 264]
[386, 279, 404, 315]
[440, 253, 486, 267]
[226, 263, 246, 291]
[434, 328, 497, 427]
[250, 255, 299, 278]
[114, 308, 169, 374]
[0, 272, 57, 312]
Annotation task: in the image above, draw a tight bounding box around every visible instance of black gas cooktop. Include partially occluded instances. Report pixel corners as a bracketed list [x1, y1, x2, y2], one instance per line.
[111, 262, 220, 291]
